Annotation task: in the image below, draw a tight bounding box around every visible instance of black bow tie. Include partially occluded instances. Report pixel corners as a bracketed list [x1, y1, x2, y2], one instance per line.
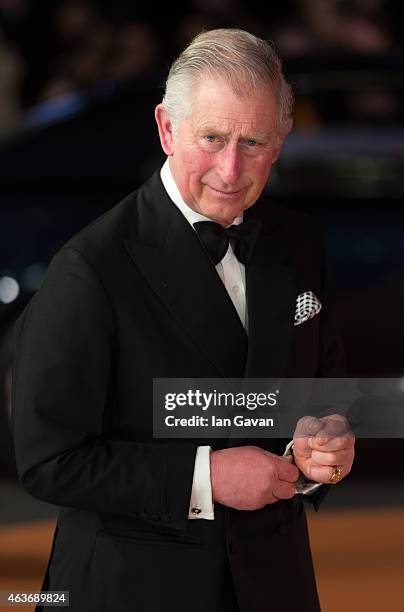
[193, 219, 261, 265]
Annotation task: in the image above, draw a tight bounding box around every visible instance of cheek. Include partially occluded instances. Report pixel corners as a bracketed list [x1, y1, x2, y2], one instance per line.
[187, 150, 213, 172]
[188, 173, 203, 196]
[248, 157, 272, 187]
[185, 153, 214, 186]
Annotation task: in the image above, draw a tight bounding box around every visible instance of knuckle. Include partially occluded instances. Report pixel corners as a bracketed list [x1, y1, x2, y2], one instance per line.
[295, 415, 320, 435]
[329, 413, 347, 421]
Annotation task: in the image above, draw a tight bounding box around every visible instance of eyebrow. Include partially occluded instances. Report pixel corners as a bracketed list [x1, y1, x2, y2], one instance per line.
[197, 127, 271, 142]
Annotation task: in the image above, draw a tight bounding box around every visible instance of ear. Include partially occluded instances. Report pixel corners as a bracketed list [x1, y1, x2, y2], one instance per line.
[155, 104, 175, 155]
[270, 138, 284, 164]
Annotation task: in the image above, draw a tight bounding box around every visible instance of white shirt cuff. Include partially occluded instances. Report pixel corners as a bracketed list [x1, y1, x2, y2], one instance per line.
[284, 440, 322, 495]
[188, 446, 215, 520]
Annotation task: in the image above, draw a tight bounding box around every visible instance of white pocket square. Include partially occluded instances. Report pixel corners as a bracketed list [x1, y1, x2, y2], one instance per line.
[294, 291, 322, 326]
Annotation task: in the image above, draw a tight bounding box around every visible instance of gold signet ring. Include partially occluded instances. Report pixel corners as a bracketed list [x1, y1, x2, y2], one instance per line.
[330, 466, 343, 483]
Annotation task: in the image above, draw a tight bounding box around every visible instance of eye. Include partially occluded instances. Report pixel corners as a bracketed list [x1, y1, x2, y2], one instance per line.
[201, 134, 223, 150]
[245, 139, 258, 147]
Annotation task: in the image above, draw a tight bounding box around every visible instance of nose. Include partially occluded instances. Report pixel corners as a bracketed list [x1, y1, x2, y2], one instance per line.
[216, 144, 241, 186]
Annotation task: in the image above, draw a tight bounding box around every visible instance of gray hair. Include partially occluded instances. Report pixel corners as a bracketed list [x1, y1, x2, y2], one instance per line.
[162, 28, 293, 136]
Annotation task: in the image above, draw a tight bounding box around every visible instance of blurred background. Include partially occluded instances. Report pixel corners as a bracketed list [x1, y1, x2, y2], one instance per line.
[1, 1, 403, 610]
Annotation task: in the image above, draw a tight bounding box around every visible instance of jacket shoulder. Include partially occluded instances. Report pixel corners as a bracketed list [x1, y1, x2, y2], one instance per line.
[249, 196, 323, 244]
[63, 191, 137, 256]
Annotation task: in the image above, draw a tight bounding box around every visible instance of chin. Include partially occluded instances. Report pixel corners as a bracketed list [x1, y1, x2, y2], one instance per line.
[204, 201, 245, 222]
[204, 209, 238, 224]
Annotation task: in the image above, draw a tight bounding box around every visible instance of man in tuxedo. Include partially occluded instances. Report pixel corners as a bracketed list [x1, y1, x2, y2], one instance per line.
[12, 28, 355, 612]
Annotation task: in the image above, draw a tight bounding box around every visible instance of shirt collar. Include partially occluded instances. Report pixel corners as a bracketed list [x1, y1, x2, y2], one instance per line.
[160, 158, 242, 228]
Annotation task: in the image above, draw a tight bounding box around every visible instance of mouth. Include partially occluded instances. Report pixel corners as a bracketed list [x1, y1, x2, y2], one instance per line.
[208, 186, 244, 198]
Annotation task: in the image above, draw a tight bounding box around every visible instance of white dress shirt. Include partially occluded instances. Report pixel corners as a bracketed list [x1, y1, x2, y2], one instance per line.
[160, 159, 247, 329]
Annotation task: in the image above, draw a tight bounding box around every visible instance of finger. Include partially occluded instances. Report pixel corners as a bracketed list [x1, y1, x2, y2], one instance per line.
[282, 453, 294, 464]
[275, 458, 300, 483]
[292, 436, 312, 457]
[309, 435, 355, 452]
[317, 414, 353, 438]
[272, 479, 297, 500]
[293, 415, 326, 438]
[310, 449, 353, 467]
[305, 464, 346, 484]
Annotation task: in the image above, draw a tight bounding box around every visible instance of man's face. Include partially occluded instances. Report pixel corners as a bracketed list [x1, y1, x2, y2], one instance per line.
[155, 77, 286, 226]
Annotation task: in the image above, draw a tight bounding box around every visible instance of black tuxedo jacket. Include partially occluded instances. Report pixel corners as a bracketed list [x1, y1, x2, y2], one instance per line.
[12, 171, 345, 612]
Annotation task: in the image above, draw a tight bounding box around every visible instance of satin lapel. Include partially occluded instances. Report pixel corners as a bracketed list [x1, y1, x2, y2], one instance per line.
[244, 231, 296, 380]
[124, 172, 248, 378]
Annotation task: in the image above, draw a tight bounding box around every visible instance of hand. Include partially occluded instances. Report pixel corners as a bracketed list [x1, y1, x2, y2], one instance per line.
[292, 415, 355, 484]
[210, 446, 299, 511]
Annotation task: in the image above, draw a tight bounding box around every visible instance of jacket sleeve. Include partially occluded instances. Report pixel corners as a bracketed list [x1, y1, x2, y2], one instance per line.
[11, 247, 197, 529]
[305, 226, 347, 510]
[316, 228, 346, 379]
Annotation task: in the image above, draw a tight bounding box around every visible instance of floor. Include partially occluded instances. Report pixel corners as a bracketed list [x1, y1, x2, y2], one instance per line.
[0, 479, 403, 611]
